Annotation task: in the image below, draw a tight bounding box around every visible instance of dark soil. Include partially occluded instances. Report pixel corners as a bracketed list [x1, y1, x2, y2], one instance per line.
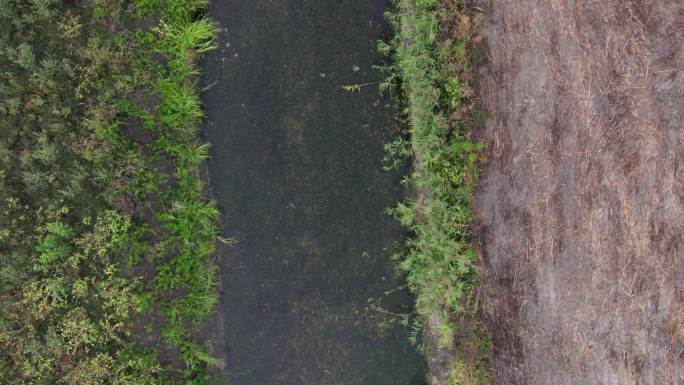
[474, 1, 683, 384]
[200, 1, 425, 384]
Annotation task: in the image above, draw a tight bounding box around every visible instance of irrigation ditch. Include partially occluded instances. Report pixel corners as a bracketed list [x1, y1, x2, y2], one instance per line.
[1, 1, 680, 385]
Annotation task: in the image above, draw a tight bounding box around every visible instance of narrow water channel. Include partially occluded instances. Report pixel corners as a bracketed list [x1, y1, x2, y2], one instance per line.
[200, 1, 425, 384]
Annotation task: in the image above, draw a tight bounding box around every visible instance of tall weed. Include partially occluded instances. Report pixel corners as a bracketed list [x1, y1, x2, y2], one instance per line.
[387, 0, 491, 382]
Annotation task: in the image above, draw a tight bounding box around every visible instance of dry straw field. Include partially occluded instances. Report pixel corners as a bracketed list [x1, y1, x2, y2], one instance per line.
[474, 1, 683, 384]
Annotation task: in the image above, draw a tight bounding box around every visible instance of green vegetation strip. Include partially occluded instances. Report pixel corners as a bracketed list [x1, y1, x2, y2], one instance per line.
[0, 1, 220, 384]
[384, 0, 491, 383]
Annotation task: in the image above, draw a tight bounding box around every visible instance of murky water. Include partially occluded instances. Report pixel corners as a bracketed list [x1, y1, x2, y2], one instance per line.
[200, 1, 425, 384]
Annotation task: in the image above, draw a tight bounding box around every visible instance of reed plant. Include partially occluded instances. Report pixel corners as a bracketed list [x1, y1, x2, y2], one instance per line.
[385, 0, 492, 382]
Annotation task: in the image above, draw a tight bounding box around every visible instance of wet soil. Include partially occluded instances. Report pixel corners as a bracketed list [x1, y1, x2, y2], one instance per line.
[200, 1, 425, 384]
[474, 1, 683, 384]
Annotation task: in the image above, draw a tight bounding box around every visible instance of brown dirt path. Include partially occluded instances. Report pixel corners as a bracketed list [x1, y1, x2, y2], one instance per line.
[474, 1, 683, 384]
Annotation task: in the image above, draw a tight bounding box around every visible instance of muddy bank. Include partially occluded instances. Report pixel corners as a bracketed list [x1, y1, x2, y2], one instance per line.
[474, 1, 683, 384]
[200, 1, 425, 384]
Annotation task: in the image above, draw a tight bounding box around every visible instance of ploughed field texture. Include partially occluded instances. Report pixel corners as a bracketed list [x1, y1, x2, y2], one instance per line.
[474, 1, 683, 385]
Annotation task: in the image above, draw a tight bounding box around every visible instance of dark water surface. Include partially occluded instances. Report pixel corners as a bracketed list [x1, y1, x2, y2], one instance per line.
[200, 1, 425, 384]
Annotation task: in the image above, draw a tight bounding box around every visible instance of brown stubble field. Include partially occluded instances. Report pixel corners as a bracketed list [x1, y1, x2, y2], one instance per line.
[473, 1, 683, 384]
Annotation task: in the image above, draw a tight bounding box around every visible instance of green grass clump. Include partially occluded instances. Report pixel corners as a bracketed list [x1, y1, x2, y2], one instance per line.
[390, 0, 482, 336]
[134, 0, 221, 382]
[157, 78, 205, 131]
[385, 0, 492, 383]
